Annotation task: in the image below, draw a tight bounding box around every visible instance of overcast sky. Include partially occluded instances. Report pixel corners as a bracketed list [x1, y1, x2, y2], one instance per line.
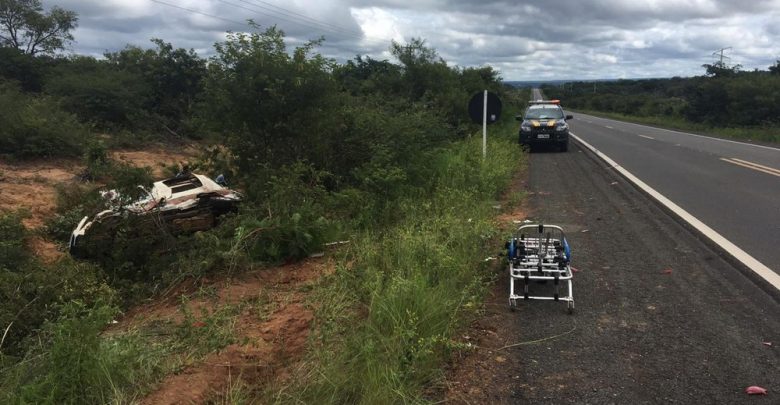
[48, 0, 780, 80]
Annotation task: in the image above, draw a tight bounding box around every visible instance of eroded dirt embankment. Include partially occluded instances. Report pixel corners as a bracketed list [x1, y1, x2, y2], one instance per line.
[131, 258, 334, 404]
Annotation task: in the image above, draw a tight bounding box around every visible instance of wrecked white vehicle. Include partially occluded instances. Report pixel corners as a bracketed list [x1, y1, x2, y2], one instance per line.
[69, 173, 241, 257]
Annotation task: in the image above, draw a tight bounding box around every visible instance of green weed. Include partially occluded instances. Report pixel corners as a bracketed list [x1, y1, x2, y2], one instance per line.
[281, 135, 522, 404]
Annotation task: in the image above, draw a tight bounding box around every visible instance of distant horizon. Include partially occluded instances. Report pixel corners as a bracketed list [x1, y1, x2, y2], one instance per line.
[503, 77, 689, 85]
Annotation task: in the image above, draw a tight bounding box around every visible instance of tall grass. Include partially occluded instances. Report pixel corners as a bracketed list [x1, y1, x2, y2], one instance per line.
[283, 133, 522, 404]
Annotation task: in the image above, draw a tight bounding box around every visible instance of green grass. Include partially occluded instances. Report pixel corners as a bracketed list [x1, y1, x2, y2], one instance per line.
[273, 130, 524, 404]
[573, 109, 780, 144]
[0, 294, 253, 404]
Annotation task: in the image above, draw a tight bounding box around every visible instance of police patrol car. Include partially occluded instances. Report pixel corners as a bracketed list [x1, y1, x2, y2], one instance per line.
[516, 100, 573, 152]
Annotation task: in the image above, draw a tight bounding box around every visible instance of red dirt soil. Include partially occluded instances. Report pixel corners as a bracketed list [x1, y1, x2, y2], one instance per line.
[1, 146, 200, 261]
[112, 146, 198, 177]
[130, 258, 335, 404]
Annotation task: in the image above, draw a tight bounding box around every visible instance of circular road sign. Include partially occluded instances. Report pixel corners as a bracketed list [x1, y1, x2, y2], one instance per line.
[468, 91, 502, 124]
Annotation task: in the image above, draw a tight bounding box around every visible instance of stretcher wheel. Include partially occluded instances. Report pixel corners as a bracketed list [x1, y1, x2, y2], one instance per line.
[509, 299, 517, 311]
[567, 301, 575, 315]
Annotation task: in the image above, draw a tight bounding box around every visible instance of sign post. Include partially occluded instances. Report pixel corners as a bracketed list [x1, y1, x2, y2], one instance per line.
[468, 91, 502, 160]
[482, 90, 488, 159]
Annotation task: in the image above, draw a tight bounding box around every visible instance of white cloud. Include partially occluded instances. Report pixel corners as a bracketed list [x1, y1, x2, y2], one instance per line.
[40, 0, 780, 80]
[351, 7, 404, 43]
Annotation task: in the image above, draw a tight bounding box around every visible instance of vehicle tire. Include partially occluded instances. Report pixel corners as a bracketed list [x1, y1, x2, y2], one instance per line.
[559, 139, 569, 152]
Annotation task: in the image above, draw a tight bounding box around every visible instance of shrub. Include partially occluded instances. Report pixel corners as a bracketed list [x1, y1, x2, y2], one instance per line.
[0, 210, 30, 271]
[44, 56, 152, 131]
[1, 211, 116, 356]
[0, 80, 89, 159]
[1, 301, 157, 404]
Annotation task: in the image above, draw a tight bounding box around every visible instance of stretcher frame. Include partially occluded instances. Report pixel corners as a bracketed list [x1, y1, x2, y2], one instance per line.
[508, 224, 574, 314]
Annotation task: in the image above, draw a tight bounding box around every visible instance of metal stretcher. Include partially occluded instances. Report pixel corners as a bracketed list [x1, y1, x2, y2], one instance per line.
[507, 223, 574, 313]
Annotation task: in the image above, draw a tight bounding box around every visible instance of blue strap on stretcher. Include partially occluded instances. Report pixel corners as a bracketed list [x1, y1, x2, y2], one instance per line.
[563, 237, 571, 261]
[508, 238, 516, 259]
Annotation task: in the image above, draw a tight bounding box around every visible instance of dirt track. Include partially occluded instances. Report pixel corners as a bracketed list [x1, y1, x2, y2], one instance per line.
[445, 143, 779, 403]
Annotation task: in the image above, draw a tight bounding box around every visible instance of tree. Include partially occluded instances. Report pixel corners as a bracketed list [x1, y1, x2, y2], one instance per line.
[0, 0, 77, 55]
[105, 39, 207, 131]
[769, 60, 780, 75]
[701, 61, 741, 78]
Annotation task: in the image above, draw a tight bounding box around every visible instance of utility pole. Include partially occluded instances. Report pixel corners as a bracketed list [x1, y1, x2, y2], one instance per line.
[712, 47, 732, 65]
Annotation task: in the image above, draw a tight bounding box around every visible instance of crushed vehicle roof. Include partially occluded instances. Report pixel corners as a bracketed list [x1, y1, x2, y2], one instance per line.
[69, 173, 241, 257]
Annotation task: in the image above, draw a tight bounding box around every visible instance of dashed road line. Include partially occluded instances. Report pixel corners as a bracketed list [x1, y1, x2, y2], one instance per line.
[579, 114, 780, 151]
[638, 135, 655, 140]
[721, 157, 780, 178]
[605, 125, 614, 129]
[571, 131, 780, 291]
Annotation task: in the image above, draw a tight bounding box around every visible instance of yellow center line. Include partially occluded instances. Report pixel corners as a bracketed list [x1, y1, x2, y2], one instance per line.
[729, 158, 780, 175]
[720, 158, 780, 177]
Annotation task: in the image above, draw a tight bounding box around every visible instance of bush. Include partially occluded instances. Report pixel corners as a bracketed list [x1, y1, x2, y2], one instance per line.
[44, 56, 152, 131]
[0, 210, 30, 271]
[0, 80, 89, 159]
[0, 211, 115, 357]
[2, 301, 158, 404]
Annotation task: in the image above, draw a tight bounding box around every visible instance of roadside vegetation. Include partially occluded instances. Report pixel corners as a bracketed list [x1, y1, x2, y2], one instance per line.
[542, 61, 780, 144]
[1, 0, 529, 402]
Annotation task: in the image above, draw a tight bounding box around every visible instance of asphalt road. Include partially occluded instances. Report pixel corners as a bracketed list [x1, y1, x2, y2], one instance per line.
[447, 141, 780, 403]
[565, 112, 780, 277]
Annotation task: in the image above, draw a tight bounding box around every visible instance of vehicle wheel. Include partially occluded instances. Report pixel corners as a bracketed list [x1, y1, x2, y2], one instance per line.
[560, 140, 569, 152]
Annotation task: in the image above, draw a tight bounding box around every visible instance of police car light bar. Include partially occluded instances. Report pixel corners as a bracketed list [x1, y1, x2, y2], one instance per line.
[528, 99, 560, 105]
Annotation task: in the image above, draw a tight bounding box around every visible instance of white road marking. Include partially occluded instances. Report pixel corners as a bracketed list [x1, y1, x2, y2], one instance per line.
[605, 125, 614, 129]
[638, 135, 655, 140]
[571, 131, 780, 291]
[580, 114, 780, 151]
[721, 158, 780, 178]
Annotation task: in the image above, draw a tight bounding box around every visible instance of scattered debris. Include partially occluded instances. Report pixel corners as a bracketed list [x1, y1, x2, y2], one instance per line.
[610, 181, 618, 185]
[571, 266, 580, 273]
[581, 229, 589, 233]
[661, 269, 673, 275]
[745, 386, 768, 395]
[308, 252, 325, 258]
[762, 341, 773, 347]
[484, 256, 497, 262]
